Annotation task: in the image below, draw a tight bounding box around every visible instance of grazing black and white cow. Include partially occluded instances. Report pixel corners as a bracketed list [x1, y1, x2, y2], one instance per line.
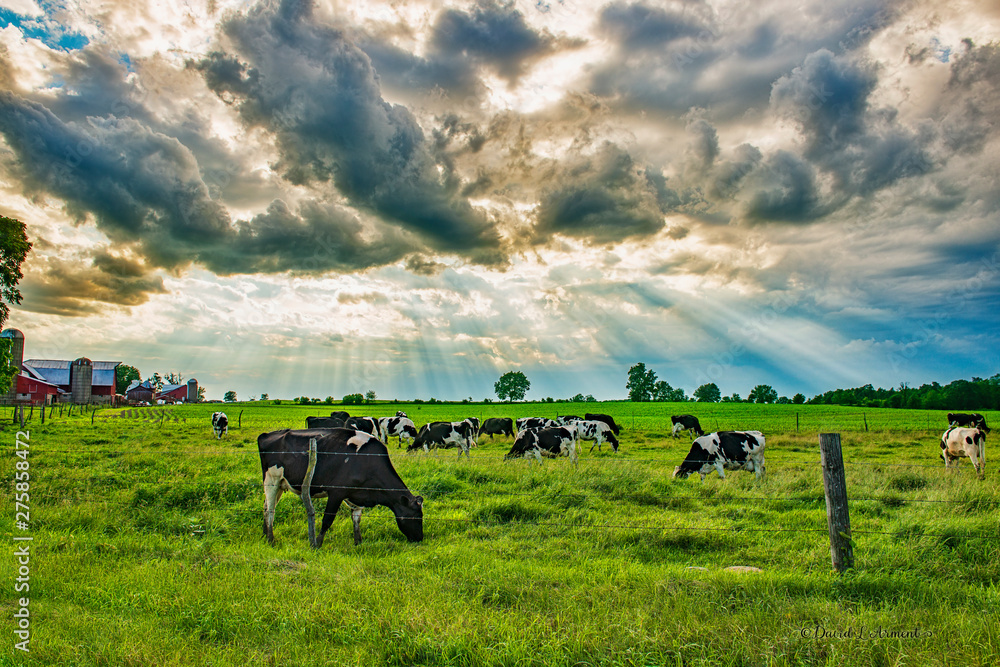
[258, 428, 424, 547]
[671, 414, 705, 438]
[409, 421, 475, 456]
[673, 431, 766, 481]
[462, 417, 481, 433]
[574, 420, 619, 452]
[516, 417, 558, 433]
[585, 413, 621, 436]
[379, 416, 419, 447]
[330, 411, 350, 421]
[212, 412, 228, 439]
[306, 416, 346, 429]
[948, 413, 990, 433]
[504, 426, 578, 465]
[940, 427, 986, 478]
[394, 410, 408, 419]
[556, 415, 583, 426]
[479, 417, 514, 440]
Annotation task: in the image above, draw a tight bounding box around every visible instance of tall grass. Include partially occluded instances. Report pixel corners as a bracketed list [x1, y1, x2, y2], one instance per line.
[1, 404, 997, 666]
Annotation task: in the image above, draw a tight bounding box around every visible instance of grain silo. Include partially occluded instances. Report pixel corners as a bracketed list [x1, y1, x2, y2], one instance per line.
[70, 357, 93, 404]
[187, 378, 199, 402]
[1, 329, 24, 402]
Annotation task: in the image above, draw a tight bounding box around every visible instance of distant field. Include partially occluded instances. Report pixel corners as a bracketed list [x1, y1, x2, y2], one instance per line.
[2, 402, 997, 666]
[157, 399, 997, 437]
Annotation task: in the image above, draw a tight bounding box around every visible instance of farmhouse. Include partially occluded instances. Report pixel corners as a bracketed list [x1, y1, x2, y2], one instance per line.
[2, 329, 121, 405]
[125, 378, 200, 405]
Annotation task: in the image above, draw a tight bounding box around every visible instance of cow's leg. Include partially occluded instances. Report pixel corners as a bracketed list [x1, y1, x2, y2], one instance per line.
[317, 494, 348, 548]
[262, 466, 285, 544]
[968, 450, 984, 478]
[533, 448, 543, 465]
[569, 441, 578, 468]
[348, 503, 364, 545]
[715, 460, 726, 479]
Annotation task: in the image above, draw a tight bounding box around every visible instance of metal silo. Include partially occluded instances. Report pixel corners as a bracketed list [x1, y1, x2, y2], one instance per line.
[187, 378, 198, 402]
[71, 357, 93, 404]
[1, 329, 24, 401]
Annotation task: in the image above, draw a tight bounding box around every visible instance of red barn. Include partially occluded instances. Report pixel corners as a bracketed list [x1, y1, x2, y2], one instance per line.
[14, 374, 63, 405]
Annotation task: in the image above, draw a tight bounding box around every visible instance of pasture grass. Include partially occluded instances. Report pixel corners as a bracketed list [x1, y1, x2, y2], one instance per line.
[1, 402, 998, 666]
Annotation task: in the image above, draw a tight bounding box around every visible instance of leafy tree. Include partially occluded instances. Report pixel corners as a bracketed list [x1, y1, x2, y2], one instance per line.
[261, 393, 269, 401]
[652, 380, 671, 401]
[495, 371, 530, 402]
[694, 383, 721, 403]
[776, 396, 791, 404]
[116, 364, 141, 394]
[627, 363, 657, 401]
[324, 395, 334, 404]
[585, 394, 596, 402]
[196, 386, 205, 402]
[749, 384, 778, 404]
[571, 393, 585, 402]
[150, 372, 164, 392]
[224, 390, 237, 402]
[722, 393, 742, 403]
[793, 393, 806, 404]
[0, 217, 31, 393]
[343, 393, 365, 405]
[161, 372, 184, 385]
[365, 390, 377, 403]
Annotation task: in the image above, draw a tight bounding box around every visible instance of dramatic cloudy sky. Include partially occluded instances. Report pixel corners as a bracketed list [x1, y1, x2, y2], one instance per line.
[1, 0, 998, 401]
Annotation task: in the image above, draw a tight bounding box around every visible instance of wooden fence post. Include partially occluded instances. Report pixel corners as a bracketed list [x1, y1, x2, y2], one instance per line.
[301, 437, 319, 548]
[41, 404, 45, 425]
[819, 433, 854, 573]
[239, 410, 244, 430]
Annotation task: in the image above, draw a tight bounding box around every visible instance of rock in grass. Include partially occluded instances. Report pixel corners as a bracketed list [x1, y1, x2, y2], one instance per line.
[725, 566, 762, 573]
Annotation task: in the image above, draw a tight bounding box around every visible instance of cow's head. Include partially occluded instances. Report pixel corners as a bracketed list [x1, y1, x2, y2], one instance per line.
[672, 466, 691, 479]
[402, 424, 418, 439]
[607, 431, 620, 452]
[395, 494, 424, 542]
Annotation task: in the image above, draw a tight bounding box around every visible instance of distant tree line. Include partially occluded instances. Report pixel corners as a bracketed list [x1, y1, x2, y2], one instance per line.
[808, 375, 1000, 410]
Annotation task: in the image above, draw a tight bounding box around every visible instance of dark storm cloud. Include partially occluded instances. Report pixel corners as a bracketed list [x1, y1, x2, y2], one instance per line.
[431, 0, 570, 83]
[742, 151, 823, 223]
[196, 0, 502, 260]
[769, 49, 933, 198]
[0, 90, 231, 259]
[18, 250, 167, 317]
[941, 40, 1000, 154]
[534, 143, 671, 242]
[0, 87, 414, 303]
[587, 0, 904, 120]
[597, 1, 711, 50]
[198, 199, 413, 276]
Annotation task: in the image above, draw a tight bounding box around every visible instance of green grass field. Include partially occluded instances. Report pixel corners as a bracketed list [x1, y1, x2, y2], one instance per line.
[2, 402, 998, 666]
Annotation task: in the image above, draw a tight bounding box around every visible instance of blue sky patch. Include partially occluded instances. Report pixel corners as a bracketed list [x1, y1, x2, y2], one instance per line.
[1, 6, 89, 52]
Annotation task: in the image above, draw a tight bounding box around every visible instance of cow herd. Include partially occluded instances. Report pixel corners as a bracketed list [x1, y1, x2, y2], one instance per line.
[203, 407, 991, 548]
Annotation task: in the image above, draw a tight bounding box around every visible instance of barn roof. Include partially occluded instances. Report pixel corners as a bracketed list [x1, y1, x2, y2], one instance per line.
[23, 359, 121, 387]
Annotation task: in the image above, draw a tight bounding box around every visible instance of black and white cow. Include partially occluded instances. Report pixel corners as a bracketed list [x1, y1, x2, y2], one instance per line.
[330, 411, 350, 421]
[212, 412, 228, 439]
[379, 415, 419, 448]
[516, 417, 558, 433]
[940, 427, 986, 478]
[478, 417, 514, 440]
[556, 415, 583, 426]
[462, 417, 481, 433]
[574, 420, 619, 452]
[585, 413, 621, 436]
[394, 410, 408, 419]
[306, 416, 346, 429]
[258, 428, 424, 547]
[345, 416, 383, 442]
[948, 413, 990, 433]
[673, 431, 766, 481]
[504, 426, 578, 465]
[671, 414, 705, 438]
[409, 421, 475, 456]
